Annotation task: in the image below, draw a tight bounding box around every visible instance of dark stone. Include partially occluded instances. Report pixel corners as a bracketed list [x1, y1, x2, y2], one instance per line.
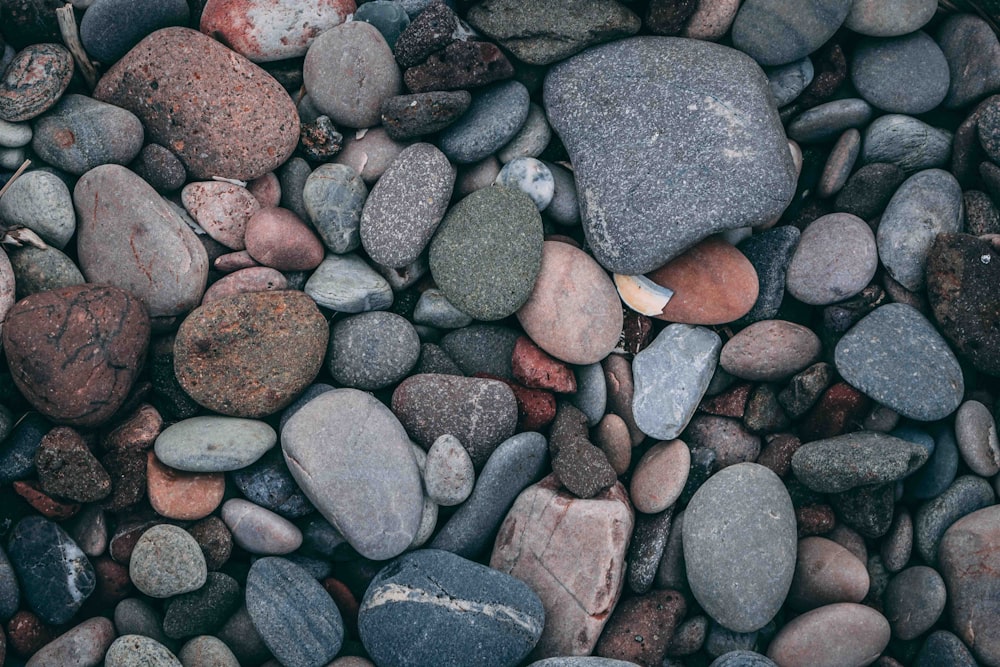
[394, 0, 461, 68]
[595, 589, 686, 665]
[914, 631, 978, 667]
[830, 483, 895, 538]
[130, 144, 187, 192]
[549, 402, 616, 499]
[0, 0, 65, 48]
[743, 384, 790, 434]
[833, 162, 906, 221]
[187, 516, 233, 571]
[937, 13, 1000, 109]
[777, 362, 834, 419]
[162, 572, 241, 639]
[79, 0, 190, 64]
[731, 0, 852, 67]
[963, 190, 1000, 235]
[736, 225, 801, 325]
[0, 545, 19, 621]
[679, 446, 716, 505]
[100, 449, 147, 512]
[626, 506, 674, 595]
[405, 39, 515, 94]
[645, 0, 697, 34]
[34, 426, 112, 503]
[149, 335, 202, 421]
[0, 413, 50, 484]
[439, 324, 520, 379]
[230, 449, 314, 519]
[414, 343, 463, 376]
[380, 90, 471, 140]
[914, 475, 995, 565]
[790, 431, 929, 493]
[299, 116, 343, 162]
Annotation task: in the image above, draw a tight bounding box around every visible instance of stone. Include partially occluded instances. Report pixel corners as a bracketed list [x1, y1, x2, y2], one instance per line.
[105, 635, 181, 667]
[594, 590, 686, 665]
[791, 432, 929, 493]
[328, 311, 420, 391]
[79, 0, 188, 64]
[221, 498, 302, 555]
[817, 129, 861, 198]
[8, 517, 94, 624]
[632, 324, 721, 440]
[834, 162, 905, 221]
[440, 324, 520, 378]
[303, 163, 367, 254]
[403, 40, 514, 93]
[438, 81, 530, 164]
[938, 14, 1000, 109]
[282, 389, 424, 561]
[914, 475, 995, 565]
[354, 1, 410, 48]
[187, 517, 232, 571]
[334, 127, 407, 185]
[202, 267, 288, 304]
[0, 117, 32, 147]
[549, 403, 617, 499]
[766, 604, 889, 667]
[498, 104, 552, 163]
[786, 213, 878, 305]
[626, 506, 674, 595]
[683, 463, 796, 633]
[162, 572, 241, 639]
[786, 99, 873, 144]
[850, 32, 949, 114]
[491, 476, 633, 659]
[845, 0, 935, 36]
[129, 524, 207, 598]
[528, 660, 644, 667]
[245, 557, 344, 667]
[630, 440, 690, 515]
[860, 115, 952, 173]
[173, 290, 328, 418]
[496, 158, 554, 210]
[25, 616, 115, 667]
[0, 169, 74, 249]
[154, 416, 276, 472]
[767, 58, 814, 107]
[3, 284, 149, 427]
[146, 453, 224, 521]
[131, 143, 187, 192]
[731, 0, 851, 66]
[200, 0, 353, 62]
[914, 631, 978, 667]
[709, 652, 777, 667]
[304, 253, 394, 312]
[360, 142, 455, 268]
[360, 549, 545, 667]
[230, 448, 313, 519]
[543, 37, 795, 274]
[424, 435, 475, 506]
[516, 241, 623, 365]
[835, 303, 964, 422]
[720, 320, 821, 382]
[883, 566, 946, 641]
[33, 427, 110, 503]
[413, 289, 473, 329]
[787, 537, 869, 611]
[955, 400, 1000, 476]
[0, 43, 73, 122]
[244, 207, 324, 272]
[736, 226, 800, 324]
[392, 0, 460, 67]
[181, 181, 260, 251]
[178, 636, 240, 667]
[512, 336, 576, 393]
[380, 90, 470, 140]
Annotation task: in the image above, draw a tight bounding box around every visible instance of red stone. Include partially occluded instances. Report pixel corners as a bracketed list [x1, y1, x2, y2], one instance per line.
[323, 577, 359, 638]
[244, 207, 325, 272]
[100, 403, 163, 453]
[799, 382, 872, 442]
[404, 41, 514, 93]
[474, 372, 555, 431]
[6, 611, 54, 658]
[12, 481, 80, 520]
[595, 590, 686, 666]
[797, 504, 836, 537]
[93, 556, 133, 605]
[511, 336, 577, 393]
[699, 383, 751, 418]
[757, 433, 802, 477]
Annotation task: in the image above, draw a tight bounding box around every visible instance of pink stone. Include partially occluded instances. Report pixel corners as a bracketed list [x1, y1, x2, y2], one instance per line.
[244, 207, 325, 271]
[146, 452, 225, 521]
[512, 336, 577, 393]
[215, 250, 260, 273]
[630, 439, 691, 514]
[766, 603, 890, 667]
[202, 266, 289, 304]
[181, 181, 261, 250]
[248, 172, 281, 208]
[787, 537, 870, 611]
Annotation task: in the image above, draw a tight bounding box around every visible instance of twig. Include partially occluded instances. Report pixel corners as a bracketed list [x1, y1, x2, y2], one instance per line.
[56, 4, 98, 91]
[0, 159, 31, 201]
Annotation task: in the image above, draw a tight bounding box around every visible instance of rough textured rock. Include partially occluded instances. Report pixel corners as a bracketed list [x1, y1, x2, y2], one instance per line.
[791, 432, 930, 493]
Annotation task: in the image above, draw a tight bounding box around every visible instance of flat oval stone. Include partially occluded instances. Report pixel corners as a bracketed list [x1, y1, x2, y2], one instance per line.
[835, 303, 964, 421]
[0, 118, 32, 147]
[684, 463, 796, 632]
[303, 163, 368, 254]
[731, 0, 851, 66]
[361, 549, 544, 667]
[361, 142, 456, 268]
[303, 21, 401, 129]
[817, 129, 861, 198]
[246, 557, 343, 667]
[860, 114, 953, 173]
[202, 266, 288, 304]
[181, 181, 260, 251]
[200, 0, 352, 62]
[380, 90, 471, 140]
[75, 164, 209, 318]
[786, 98, 873, 144]
[0, 169, 75, 248]
[155, 416, 276, 472]
[914, 475, 995, 565]
[174, 291, 328, 418]
[720, 320, 821, 382]
[914, 631, 978, 667]
[630, 439, 691, 514]
[544, 37, 795, 274]
[845, 0, 936, 36]
[282, 389, 423, 560]
[429, 186, 543, 321]
[938, 14, 1000, 109]
[787, 537, 869, 611]
[786, 213, 877, 305]
[94, 27, 299, 181]
[105, 636, 181, 667]
[304, 253, 394, 313]
[883, 565, 946, 641]
[851, 32, 949, 114]
[424, 434, 475, 507]
[221, 498, 302, 555]
[3, 284, 149, 427]
[244, 207, 324, 272]
[25, 616, 115, 667]
[327, 311, 420, 391]
[146, 452, 224, 520]
[32, 93, 144, 175]
[766, 603, 889, 667]
[438, 80, 530, 164]
[0, 43, 73, 122]
[129, 524, 207, 598]
[516, 241, 622, 365]
[791, 432, 929, 493]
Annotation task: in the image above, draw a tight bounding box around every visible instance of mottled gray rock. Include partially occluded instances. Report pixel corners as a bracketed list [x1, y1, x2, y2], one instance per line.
[861, 115, 952, 173]
[440, 324, 520, 378]
[791, 432, 929, 493]
[543, 37, 795, 274]
[883, 566, 946, 640]
[105, 636, 181, 667]
[303, 163, 368, 254]
[327, 311, 420, 391]
[731, 0, 852, 66]
[570, 362, 607, 427]
[495, 158, 554, 210]
[129, 525, 207, 598]
[498, 103, 552, 163]
[938, 13, 1000, 109]
[413, 288, 473, 329]
[709, 651, 777, 667]
[155, 416, 276, 472]
[845, 0, 936, 36]
[766, 57, 813, 107]
[914, 475, 995, 564]
[914, 631, 978, 667]
[438, 81, 531, 164]
[850, 32, 949, 114]
[80, 0, 189, 64]
[786, 98, 873, 143]
[0, 169, 75, 248]
[304, 253, 393, 312]
[32, 94, 144, 175]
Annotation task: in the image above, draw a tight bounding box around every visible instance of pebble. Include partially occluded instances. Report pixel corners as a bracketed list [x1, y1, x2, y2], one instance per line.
[850, 32, 949, 115]
[498, 104, 552, 163]
[495, 158, 554, 210]
[187, 517, 233, 571]
[131, 143, 187, 192]
[35, 427, 111, 502]
[766, 58, 814, 107]
[220, 499, 302, 555]
[438, 323, 517, 378]
[883, 565, 946, 641]
[544, 37, 795, 274]
[512, 336, 576, 393]
[765, 603, 889, 667]
[544, 162, 580, 226]
[360, 142, 456, 268]
[245, 557, 343, 667]
[202, 266, 288, 304]
[0, 546, 18, 621]
[244, 207, 324, 272]
[230, 448, 313, 519]
[630, 439, 690, 514]
[834, 162, 905, 220]
[334, 127, 408, 185]
[162, 571, 240, 638]
[786, 213, 877, 305]
[914, 474, 996, 565]
[881, 507, 914, 571]
[914, 630, 978, 667]
[423, 435, 474, 506]
[178, 635, 240, 667]
[403, 39, 514, 93]
[549, 402, 617, 499]
[835, 303, 964, 422]
[736, 226, 800, 324]
[860, 114, 953, 173]
[173, 290, 328, 417]
[154, 416, 276, 472]
[114, 598, 169, 649]
[412, 288, 472, 329]
[31, 94, 143, 175]
[8, 517, 94, 624]
[0, 118, 31, 147]
[516, 240, 623, 365]
[438, 80, 530, 164]
[282, 388, 424, 560]
[181, 181, 260, 251]
[491, 476, 633, 658]
[328, 311, 420, 391]
[906, 424, 959, 501]
[360, 549, 545, 667]
[720, 320, 820, 382]
[128, 524, 206, 598]
[709, 652, 777, 667]
[938, 14, 1000, 109]
[955, 400, 1000, 476]
[0, 43, 73, 122]
[627, 506, 675, 594]
[786, 99, 874, 144]
[105, 635, 181, 667]
[683, 463, 796, 632]
[594, 589, 685, 665]
[80, 0, 189, 64]
[845, 0, 936, 36]
[380, 90, 470, 141]
[146, 452, 224, 521]
[816, 129, 861, 198]
[302, 163, 368, 254]
[304, 253, 394, 312]
[730, 0, 851, 66]
[24, 616, 115, 667]
[787, 537, 869, 611]
[355, 1, 411, 48]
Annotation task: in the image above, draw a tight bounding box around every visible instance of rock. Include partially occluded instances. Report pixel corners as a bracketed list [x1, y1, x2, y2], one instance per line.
[791, 432, 929, 493]
[380, 90, 471, 140]
[549, 403, 617, 499]
[174, 291, 328, 418]
[817, 128, 861, 198]
[543, 37, 795, 274]
[834, 162, 906, 221]
[440, 324, 520, 378]
[683, 463, 796, 632]
[105, 635, 181, 667]
[187, 517, 233, 571]
[786, 213, 878, 305]
[131, 143, 187, 192]
[731, 0, 851, 66]
[860, 115, 952, 173]
[327, 311, 420, 391]
[850, 32, 949, 114]
[94, 27, 299, 181]
[79, 0, 188, 64]
[230, 448, 313, 519]
[403, 40, 514, 94]
[787, 537, 869, 611]
[413, 289, 472, 329]
[202, 267, 288, 304]
[955, 400, 1000, 476]
[516, 241, 623, 365]
[528, 659, 643, 667]
[146, 452, 224, 521]
[0, 169, 74, 249]
[767, 58, 814, 107]
[498, 104, 552, 163]
[938, 14, 1000, 109]
[495, 158, 554, 211]
[720, 320, 821, 382]
[835, 303, 964, 421]
[303, 163, 367, 254]
[244, 207, 324, 272]
[354, 1, 410, 48]
[35, 427, 111, 502]
[360, 549, 545, 667]
[282, 389, 423, 561]
[736, 226, 800, 324]
[491, 476, 633, 659]
[883, 566, 946, 641]
[632, 324, 721, 440]
[3, 284, 149, 427]
[221, 499, 302, 555]
[914, 631, 978, 667]
[129, 524, 207, 598]
[8, 517, 94, 624]
[630, 440, 690, 515]
[766, 603, 889, 667]
[594, 589, 686, 666]
[0, 43, 73, 122]
[786, 99, 873, 144]
[162, 572, 240, 639]
[437, 81, 529, 164]
[334, 127, 407, 185]
[845, 0, 936, 36]
[914, 475, 995, 565]
[246, 557, 343, 667]
[200, 0, 352, 62]
[304, 253, 394, 312]
[181, 181, 260, 251]
[24, 616, 115, 667]
[424, 435, 475, 506]
[361, 142, 455, 268]
[625, 506, 674, 595]
[709, 652, 777, 667]
[113, 599, 169, 650]
[391, 0, 460, 66]
[178, 636, 240, 667]
[154, 416, 276, 472]
[512, 337, 576, 393]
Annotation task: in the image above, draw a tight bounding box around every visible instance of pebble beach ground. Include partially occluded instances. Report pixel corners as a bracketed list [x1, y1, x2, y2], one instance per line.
[0, 0, 998, 665]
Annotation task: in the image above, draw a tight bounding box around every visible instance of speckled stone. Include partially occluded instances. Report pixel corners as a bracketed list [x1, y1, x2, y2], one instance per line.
[380, 90, 471, 140]
[850, 32, 949, 115]
[129, 524, 206, 598]
[883, 566, 946, 640]
[786, 213, 878, 305]
[327, 311, 420, 391]
[786, 99, 873, 144]
[914, 631, 978, 667]
[767, 57, 814, 107]
[720, 320, 820, 382]
[80, 0, 188, 64]
[791, 432, 929, 493]
[105, 635, 181, 667]
[0, 43, 73, 122]
[731, 0, 851, 66]
[914, 475, 995, 565]
[35, 426, 112, 502]
[496, 158, 554, 211]
[845, 0, 936, 36]
[438, 81, 530, 164]
[766, 604, 889, 667]
[938, 14, 1000, 109]
[834, 162, 905, 221]
[181, 181, 260, 251]
[736, 226, 800, 324]
[155, 416, 276, 472]
[162, 571, 240, 639]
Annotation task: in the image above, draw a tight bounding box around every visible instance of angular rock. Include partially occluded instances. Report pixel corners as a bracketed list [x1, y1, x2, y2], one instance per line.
[303, 163, 367, 254]
[549, 403, 617, 499]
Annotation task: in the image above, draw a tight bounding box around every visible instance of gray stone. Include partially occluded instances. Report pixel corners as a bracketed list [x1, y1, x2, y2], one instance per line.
[835, 303, 964, 421]
[786, 98, 873, 143]
[361, 142, 455, 268]
[440, 324, 520, 378]
[0, 169, 75, 248]
[914, 631, 978, 667]
[129, 525, 207, 598]
[32, 94, 144, 175]
[570, 362, 607, 427]
[906, 423, 960, 500]
[304, 253, 394, 312]
[543, 37, 795, 274]
[155, 416, 276, 472]
[529, 660, 641, 667]
[683, 463, 796, 633]
[282, 389, 424, 560]
[413, 288, 473, 329]
[709, 651, 777, 667]
[0, 118, 31, 147]
[221, 499, 303, 555]
[230, 448, 315, 519]
[861, 114, 952, 173]
[424, 434, 475, 506]
[0, 544, 19, 620]
[955, 399, 1000, 476]
[414, 342, 463, 376]
[937, 13, 1000, 109]
[215, 606, 271, 667]
[438, 81, 530, 164]
[327, 311, 420, 391]
[80, 0, 189, 64]
[114, 598, 173, 648]
[731, 0, 852, 66]
[544, 161, 580, 226]
[162, 572, 241, 640]
[279, 157, 312, 221]
[8, 244, 86, 298]
[786, 213, 878, 305]
[850, 32, 949, 114]
[845, 0, 936, 36]
[496, 158, 554, 210]
[105, 636, 181, 667]
[914, 475, 995, 564]
[498, 103, 552, 163]
[790, 431, 929, 493]
[303, 163, 368, 255]
[883, 566, 946, 641]
[833, 162, 906, 220]
[765, 57, 814, 107]
[632, 324, 721, 441]
[816, 128, 861, 198]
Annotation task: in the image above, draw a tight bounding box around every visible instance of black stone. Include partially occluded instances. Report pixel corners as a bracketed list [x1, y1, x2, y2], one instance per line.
[834, 162, 906, 221]
[830, 483, 895, 538]
[163, 571, 241, 639]
[627, 505, 674, 595]
[79, 0, 189, 64]
[914, 630, 978, 667]
[736, 225, 800, 326]
[230, 449, 315, 519]
[0, 412, 50, 484]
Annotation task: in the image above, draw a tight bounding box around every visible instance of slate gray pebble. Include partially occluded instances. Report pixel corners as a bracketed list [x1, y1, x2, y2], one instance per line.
[850, 32, 950, 114]
[786, 212, 877, 305]
[914, 630, 978, 667]
[883, 565, 947, 640]
[354, 0, 411, 48]
[230, 449, 314, 519]
[786, 99, 873, 144]
[439, 324, 520, 379]
[766, 58, 814, 108]
[162, 571, 241, 639]
[413, 288, 473, 329]
[861, 114, 953, 173]
[914, 474, 995, 564]
[327, 311, 421, 391]
[736, 226, 800, 325]
[304, 253, 394, 313]
[731, 0, 852, 66]
[303, 163, 368, 255]
[438, 81, 531, 164]
[937, 13, 1000, 109]
[80, 0, 189, 64]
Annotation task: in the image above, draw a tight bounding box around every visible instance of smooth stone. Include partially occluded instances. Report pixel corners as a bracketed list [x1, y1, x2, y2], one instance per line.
[0, 118, 31, 147]
[835, 303, 964, 421]
[438, 80, 530, 164]
[440, 324, 519, 378]
[8, 517, 94, 624]
[516, 240, 622, 365]
[129, 524, 206, 598]
[593, 414, 632, 476]
[860, 114, 952, 173]
[786, 98, 873, 144]
[304, 253, 394, 312]
[131, 143, 187, 192]
[850, 32, 949, 114]
[544, 37, 795, 274]
[787, 537, 869, 611]
[155, 416, 276, 472]
[845, 0, 936, 36]
[431, 432, 549, 558]
[380, 90, 471, 140]
[327, 311, 420, 391]
[0, 413, 51, 485]
[413, 288, 472, 329]
[278, 156, 312, 220]
[334, 127, 408, 185]
[0, 169, 73, 248]
[146, 453, 224, 521]
[632, 324, 721, 440]
[303, 163, 367, 254]
[80, 0, 188, 64]
[833, 162, 906, 220]
[881, 507, 913, 571]
[360, 142, 456, 268]
[360, 549, 545, 667]
[491, 476, 633, 658]
[709, 652, 776, 667]
[201, 267, 288, 304]
[181, 181, 260, 251]
[594, 589, 685, 665]
[630, 439, 690, 514]
[914, 631, 978, 667]
[355, 1, 411, 49]
[955, 400, 1000, 476]
[731, 0, 852, 66]
[569, 363, 606, 427]
[244, 207, 324, 272]
[765, 603, 889, 667]
[94, 27, 299, 181]
[625, 506, 675, 595]
[816, 129, 861, 198]
[230, 448, 314, 519]
[684, 463, 796, 632]
[161, 572, 240, 639]
[512, 336, 576, 393]
[25, 616, 115, 667]
[105, 636, 181, 667]
[736, 226, 800, 324]
[938, 14, 1000, 109]
[178, 636, 240, 667]
[496, 158, 554, 210]
[282, 389, 424, 560]
[766, 58, 814, 107]
[200, 0, 352, 62]
[792, 432, 928, 493]
[497, 103, 552, 163]
[883, 566, 946, 641]
[720, 320, 821, 382]
[544, 162, 580, 226]
[914, 475, 995, 565]
[245, 557, 343, 667]
[75, 164, 208, 317]
[424, 434, 475, 506]
[221, 499, 302, 555]
[786, 213, 877, 305]
[906, 424, 959, 500]
[0, 43, 73, 122]
[214, 605, 271, 665]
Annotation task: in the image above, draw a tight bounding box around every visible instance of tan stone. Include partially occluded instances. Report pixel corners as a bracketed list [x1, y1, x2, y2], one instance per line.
[593, 413, 632, 476]
[630, 439, 691, 514]
[147, 452, 225, 520]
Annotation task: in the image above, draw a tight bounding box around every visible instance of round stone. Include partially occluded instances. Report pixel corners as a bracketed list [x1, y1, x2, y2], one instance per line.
[146, 452, 225, 521]
[155, 416, 276, 472]
[883, 566, 946, 640]
[860, 114, 952, 173]
[766, 57, 814, 107]
[202, 267, 288, 304]
[129, 525, 207, 598]
[244, 207, 325, 272]
[630, 439, 691, 514]
[24, 616, 116, 667]
[178, 635, 240, 667]
[766, 603, 890, 667]
[437, 80, 531, 164]
[850, 32, 950, 114]
[495, 157, 554, 211]
[787, 537, 869, 611]
[105, 636, 181, 667]
[181, 181, 260, 251]
[327, 311, 420, 391]
[221, 499, 302, 555]
[786, 98, 873, 144]
[304, 253, 394, 313]
[0, 169, 75, 249]
[786, 213, 878, 305]
[845, 0, 936, 36]
[424, 434, 475, 507]
[720, 320, 821, 382]
[303, 163, 368, 254]
[731, 0, 852, 66]
[0, 43, 73, 122]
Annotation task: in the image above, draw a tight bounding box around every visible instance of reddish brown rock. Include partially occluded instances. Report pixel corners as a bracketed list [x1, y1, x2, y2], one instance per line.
[323, 577, 360, 638]
[720, 320, 822, 382]
[698, 383, 751, 418]
[594, 590, 686, 666]
[0, 43, 73, 122]
[646, 0, 698, 34]
[491, 475, 634, 659]
[797, 505, 837, 537]
[202, 267, 289, 304]
[474, 372, 555, 432]
[94, 27, 300, 180]
[215, 250, 261, 273]
[788, 537, 870, 612]
[593, 413, 632, 476]
[147, 452, 225, 520]
[512, 336, 577, 393]
[6, 611, 54, 658]
[248, 172, 281, 208]
[188, 516, 233, 570]
[101, 403, 163, 453]
[181, 181, 261, 250]
[93, 555, 133, 605]
[243, 207, 325, 271]
[12, 481, 80, 520]
[3, 284, 150, 428]
[108, 512, 166, 564]
[404, 40, 514, 93]
[646, 236, 759, 325]
[757, 433, 803, 477]
[174, 290, 328, 418]
[35, 427, 112, 503]
[683, 415, 761, 468]
[101, 449, 149, 512]
[799, 382, 871, 442]
[630, 439, 690, 514]
[619, 309, 654, 354]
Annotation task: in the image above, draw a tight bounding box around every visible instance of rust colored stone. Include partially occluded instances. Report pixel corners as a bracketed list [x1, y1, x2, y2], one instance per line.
[475, 372, 556, 432]
[323, 577, 359, 638]
[757, 433, 802, 477]
[698, 383, 751, 418]
[799, 382, 872, 442]
[796, 504, 836, 537]
[6, 611, 54, 658]
[12, 481, 80, 520]
[404, 40, 514, 93]
[595, 590, 686, 666]
[101, 403, 163, 453]
[147, 452, 225, 521]
[512, 336, 577, 393]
